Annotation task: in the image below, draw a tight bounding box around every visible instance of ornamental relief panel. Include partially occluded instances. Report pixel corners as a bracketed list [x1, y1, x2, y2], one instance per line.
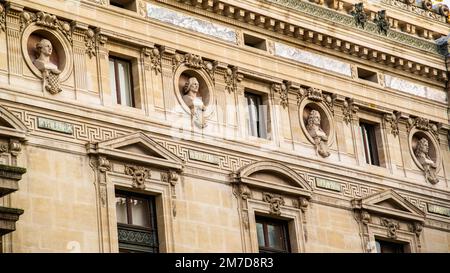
[297, 87, 337, 158]
[17, 10, 77, 95]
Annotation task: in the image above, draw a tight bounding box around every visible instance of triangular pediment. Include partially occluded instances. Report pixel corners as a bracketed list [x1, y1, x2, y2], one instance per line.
[87, 131, 183, 170]
[352, 189, 425, 222]
[0, 105, 28, 140]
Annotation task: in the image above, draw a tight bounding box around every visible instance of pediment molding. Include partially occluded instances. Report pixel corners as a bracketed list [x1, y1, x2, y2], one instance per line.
[351, 189, 425, 223]
[232, 161, 312, 198]
[0, 105, 28, 140]
[86, 131, 184, 171]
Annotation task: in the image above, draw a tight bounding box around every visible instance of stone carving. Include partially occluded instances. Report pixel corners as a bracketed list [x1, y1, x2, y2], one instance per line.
[342, 98, 358, 124]
[406, 117, 441, 141]
[409, 222, 423, 237]
[307, 110, 330, 158]
[384, 111, 401, 137]
[0, 4, 5, 33]
[9, 139, 21, 157]
[0, 144, 8, 153]
[124, 165, 150, 190]
[267, 0, 439, 54]
[422, 0, 433, 10]
[271, 83, 288, 108]
[143, 47, 162, 75]
[224, 67, 234, 93]
[263, 192, 285, 215]
[373, 10, 390, 36]
[307, 87, 323, 101]
[183, 76, 207, 128]
[297, 87, 337, 114]
[414, 138, 439, 184]
[98, 156, 111, 173]
[21, 11, 72, 43]
[350, 3, 367, 29]
[84, 28, 96, 58]
[381, 218, 399, 239]
[380, 0, 446, 23]
[33, 39, 63, 94]
[172, 53, 217, 83]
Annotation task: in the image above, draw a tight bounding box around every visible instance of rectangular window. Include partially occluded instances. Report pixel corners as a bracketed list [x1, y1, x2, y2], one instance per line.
[357, 67, 378, 83]
[375, 239, 409, 253]
[243, 33, 267, 51]
[360, 122, 380, 166]
[110, 0, 137, 11]
[256, 216, 290, 253]
[109, 57, 135, 107]
[115, 190, 158, 253]
[245, 92, 268, 139]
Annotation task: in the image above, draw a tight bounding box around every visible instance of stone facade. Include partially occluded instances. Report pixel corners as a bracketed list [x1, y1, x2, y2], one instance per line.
[0, 0, 449, 253]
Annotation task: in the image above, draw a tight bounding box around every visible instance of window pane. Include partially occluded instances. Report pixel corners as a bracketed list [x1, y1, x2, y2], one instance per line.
[109, 59, 118, 104]
[130, 197, 150, 227]
[258, 104, 267, 138]
[267, 224, 284, 250]
[117, 60, 133, 107]
[115, 196, 128, 224]
[256, 222, 265, 247]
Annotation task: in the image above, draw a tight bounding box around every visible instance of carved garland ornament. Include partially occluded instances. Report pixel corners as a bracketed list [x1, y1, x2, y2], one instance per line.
[0, 3, 5, 33]
[143, 47, 162, 75]
[407, 117, 441, 141]
[21, 11, 72, 43]
[224, 66, 243, 93]
[342, 98, 359, 124]
[297, 87, 337, 114]
[172, 53, 217, 83]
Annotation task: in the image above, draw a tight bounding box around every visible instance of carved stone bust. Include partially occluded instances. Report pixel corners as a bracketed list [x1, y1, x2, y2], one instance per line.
[306, 110, 330, 157]
[182, 77, 205, 111]
[414, 138, 439, 184]
[33, 38, 60, 73]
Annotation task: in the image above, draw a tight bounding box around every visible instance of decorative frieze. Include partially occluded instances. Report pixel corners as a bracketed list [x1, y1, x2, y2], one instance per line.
[146, 3, 237, 44]
[380, 0, 447, 23]
[274, 42, 352, 77]
[384, 75, 447, 103]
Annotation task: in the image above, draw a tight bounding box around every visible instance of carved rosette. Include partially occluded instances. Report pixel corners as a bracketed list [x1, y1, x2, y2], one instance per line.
[124, 165, 150, 190]
[263, 192, 285, 215]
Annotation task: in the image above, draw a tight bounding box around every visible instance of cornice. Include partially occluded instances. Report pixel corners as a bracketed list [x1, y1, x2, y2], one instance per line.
[156, 0, 447, 82]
